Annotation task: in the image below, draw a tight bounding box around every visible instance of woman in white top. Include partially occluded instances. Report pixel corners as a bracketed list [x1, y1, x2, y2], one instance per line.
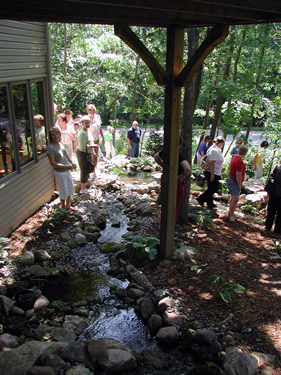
[197, 136, 225, 209]
[56, 113, 76, 160]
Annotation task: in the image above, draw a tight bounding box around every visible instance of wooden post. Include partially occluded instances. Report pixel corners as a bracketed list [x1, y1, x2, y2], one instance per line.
[159, 27, 184, 259]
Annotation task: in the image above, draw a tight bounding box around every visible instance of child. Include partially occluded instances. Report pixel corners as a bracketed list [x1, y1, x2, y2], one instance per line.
[104, 126, 116, 159]
[47, 126, 76, 209]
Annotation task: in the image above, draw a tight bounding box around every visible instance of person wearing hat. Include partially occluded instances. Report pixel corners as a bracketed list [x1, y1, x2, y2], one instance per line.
[104, 126, 116, 159]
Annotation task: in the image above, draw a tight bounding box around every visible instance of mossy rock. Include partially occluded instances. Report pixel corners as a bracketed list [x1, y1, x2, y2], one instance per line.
[95, 217, 106, 230]
[203, 362, 225, 375]
[101, 242, 121, 254]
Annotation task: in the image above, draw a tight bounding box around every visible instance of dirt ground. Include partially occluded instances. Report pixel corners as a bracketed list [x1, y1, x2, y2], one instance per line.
[5, 193, 281, 367]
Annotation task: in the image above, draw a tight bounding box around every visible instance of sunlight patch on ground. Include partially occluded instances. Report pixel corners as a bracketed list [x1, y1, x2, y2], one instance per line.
[259, 320, 281, 352]
[259, 273, 281, 286]
[229, 253, 248, 261]
[270, 288, 281, 297]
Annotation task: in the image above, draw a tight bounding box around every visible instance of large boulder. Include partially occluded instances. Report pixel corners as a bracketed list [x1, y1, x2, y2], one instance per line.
[97, 348, 137, 374]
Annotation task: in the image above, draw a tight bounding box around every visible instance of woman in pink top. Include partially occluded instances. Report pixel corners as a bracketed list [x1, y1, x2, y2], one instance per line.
[226, 144, 248, 222]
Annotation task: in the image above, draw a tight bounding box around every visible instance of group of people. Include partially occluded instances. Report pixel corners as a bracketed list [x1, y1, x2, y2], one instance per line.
[196, 135, 280, 234]
[47, 103, 142, 209]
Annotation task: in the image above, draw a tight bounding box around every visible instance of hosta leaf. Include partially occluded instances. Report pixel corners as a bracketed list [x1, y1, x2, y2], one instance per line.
[220, 291, 232, 304]
[210, 275, 219, 283]
[232, 284, 246, 293]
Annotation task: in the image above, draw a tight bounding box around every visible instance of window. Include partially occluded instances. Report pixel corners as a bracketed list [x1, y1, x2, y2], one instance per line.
[12, 83, 34, 167]
[0, 86, 15, 178]
[32, 81, 47, 156]
[0, 79, 48, 183]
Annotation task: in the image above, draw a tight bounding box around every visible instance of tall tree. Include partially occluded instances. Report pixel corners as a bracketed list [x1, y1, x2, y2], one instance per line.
[177, 28, 203, 224]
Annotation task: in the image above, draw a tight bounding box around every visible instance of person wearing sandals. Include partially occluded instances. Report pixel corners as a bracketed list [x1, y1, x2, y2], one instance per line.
[227, 144, 248, 222]
[197, 136, 225, 209]
[76, 115, 97, 194]
[47, 126, 76, 209]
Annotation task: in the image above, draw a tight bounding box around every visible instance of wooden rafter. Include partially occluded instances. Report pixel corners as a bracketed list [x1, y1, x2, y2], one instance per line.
[114, 23, 169, 86]
[175, 24, 229, 88]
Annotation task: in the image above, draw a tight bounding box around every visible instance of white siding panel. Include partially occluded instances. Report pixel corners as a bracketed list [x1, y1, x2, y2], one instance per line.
[0, 157, 55, 237]
[0, 20, 47, 83]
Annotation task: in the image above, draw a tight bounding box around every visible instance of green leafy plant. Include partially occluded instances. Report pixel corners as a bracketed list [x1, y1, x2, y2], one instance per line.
[123, 235, 160, 260]
[44, 205, 81, 228]
[49, 300, 67, 310]
[190, 263, 208, 274]
[210, 275, 246, 304]
[110, 286, 127, 298]
[271, 240, 281, 253]
[50, 267, 61, 276]
[0, 237, 12, 262]
[241, 204, 258, 213]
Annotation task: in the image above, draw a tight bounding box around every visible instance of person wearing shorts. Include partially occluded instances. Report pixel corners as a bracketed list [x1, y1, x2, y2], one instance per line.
[227, 144, 248, 222]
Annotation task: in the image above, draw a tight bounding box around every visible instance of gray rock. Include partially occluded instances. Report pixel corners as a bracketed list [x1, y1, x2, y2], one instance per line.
[20, 251, 35, 265]
[158, 297, 175, 314]
[0, 295, 14, 316]
[84, 221, 100, 233]
[33, 250, 51, 262]
[84, 232, 99, 243]
[127, 288, 145, 299]
[140, 298, 155, 319]
[101, 242, 121, 254]
[62, 315, 86, 336]
[65, 365, 94, 374]
[151, 289, 169, 305]
[88, 338, 108, 362]
[62, 245, 72, 254]
[11, 305, 25, 315]
[33, 324, 77, 343]
[33, 353, 66, 374]
[60, 232, 71, 241]
[0, 341, 62, 375]
[74, 233, 87, 246]
[98, 348, 137, 374]
[59, 342, 89, 362]
[136, 203, 153, 216]
[70, 227, 83, 234]
[67, 239, 78, 249]
[0, 333, 19, 349]
[193, 329, 217, 344]
[26, 265, 51, 277]
[34, 295, 50, 311]
[155, 326, 179, 345]
[173, 246, 200, 260]
[142, 349, 168, 369]
[162, 310, 187, 326]
[209, 340, 223, 355]
[147, 314, 163, 337]
[112, 220, 121, 228]
[224, 347, 258, 375]
[26, 366, 56, 375]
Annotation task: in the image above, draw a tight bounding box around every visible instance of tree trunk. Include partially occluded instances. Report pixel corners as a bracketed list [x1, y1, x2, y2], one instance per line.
[209, 55, 232, 141]
[131, 55, 140, 123]
[245, 25, 270, 140]
[63, 24, 67, 78]
[177, 28, 203, 225]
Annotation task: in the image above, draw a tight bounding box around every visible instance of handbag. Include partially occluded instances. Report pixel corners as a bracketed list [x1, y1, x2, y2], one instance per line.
[199, 154, 210, 171]
[86, 145, 95, 173]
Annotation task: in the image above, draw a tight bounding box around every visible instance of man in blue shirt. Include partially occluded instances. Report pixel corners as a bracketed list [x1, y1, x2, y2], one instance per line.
[127, 121, 142, 157]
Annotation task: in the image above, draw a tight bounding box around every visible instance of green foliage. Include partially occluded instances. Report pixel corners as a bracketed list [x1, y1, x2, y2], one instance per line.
[0, 238, 11, 263]
[49, 300, 68, 310]
[241, 204, 258, 213]
[110, 286, 127, 298]
[44, 205, 81, 228]
[190, 263, 209, 274]
[189, 206, 215, 229]
[145, 128, 164, 157]
[50, 268, 61, 276]
[123, 235, 160, 260]
[129, 156, 155, 167]
[271, 240, 281, 253]
[210, 275, 246, 304]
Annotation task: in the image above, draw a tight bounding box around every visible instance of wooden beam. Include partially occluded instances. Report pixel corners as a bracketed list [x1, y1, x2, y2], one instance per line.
[175, 24, 229, 87]
[159, 26, 184, 259]
[114, 23, 169, 86]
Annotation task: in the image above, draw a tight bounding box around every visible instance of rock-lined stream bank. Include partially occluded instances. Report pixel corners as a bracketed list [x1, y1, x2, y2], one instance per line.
[0, 163, 279, 374]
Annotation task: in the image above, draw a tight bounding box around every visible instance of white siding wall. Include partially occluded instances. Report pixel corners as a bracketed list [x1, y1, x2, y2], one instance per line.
[0, 21, 55, 237]
[0, 20, 47, 83]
